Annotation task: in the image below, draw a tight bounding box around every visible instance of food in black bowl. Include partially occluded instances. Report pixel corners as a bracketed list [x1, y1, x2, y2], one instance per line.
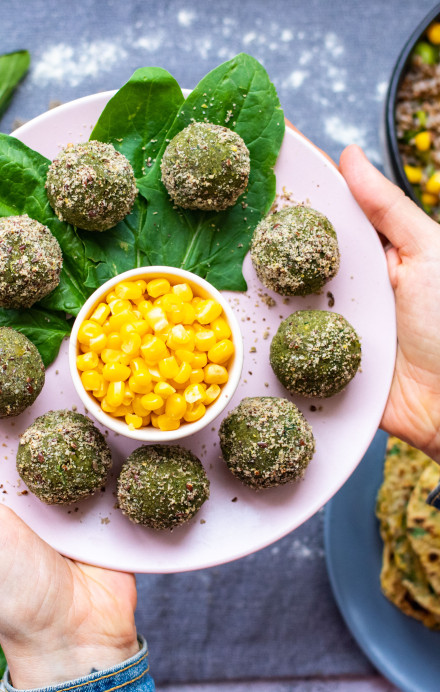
[385, 3, 440, 221]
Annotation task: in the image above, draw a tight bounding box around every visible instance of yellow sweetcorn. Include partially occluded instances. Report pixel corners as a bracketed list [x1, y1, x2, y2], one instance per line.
[194, 299, 223, 324]
[207, 339, 234, 364]
[106, 381, 126, 407]
[195, 329, 216, 351]
[115, 281, 143, 300]
[81, 370, 103, 391]
[165, 393, 187, 420]
[426, 172, 440, 195]
[90, 303, 111, 325]
[102, 362, 131, 382]
[404, 165, 423, 185]
[154, 381, 176, 398]
[211, 317, 231, 340]
[204, 364, 229, 384]
[78, 275, 234, 430]
[414, 131, 431, 151]
[427, 22, 440, 44]
[184, 402, 206, 422]
[172, 283, 193, 301]
[76, 351, 99, 371]
[147, 278, 171, 298]
[204, 384, 221, 405]
[422, 192, 438, 207]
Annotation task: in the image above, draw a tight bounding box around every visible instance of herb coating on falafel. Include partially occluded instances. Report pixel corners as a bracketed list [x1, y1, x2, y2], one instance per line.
[0, 327, 45, 417]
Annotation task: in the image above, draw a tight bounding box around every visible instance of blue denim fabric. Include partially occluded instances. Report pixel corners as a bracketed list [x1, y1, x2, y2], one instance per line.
[2, 636, 154, 692]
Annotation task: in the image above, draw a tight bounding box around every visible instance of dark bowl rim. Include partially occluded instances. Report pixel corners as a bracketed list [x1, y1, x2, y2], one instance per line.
[385, 2, 440, 203]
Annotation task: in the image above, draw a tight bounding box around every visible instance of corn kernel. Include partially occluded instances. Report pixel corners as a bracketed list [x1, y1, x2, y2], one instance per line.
[159, 356, 179, 379]
[184, 402, 206, 422]
[414, 131, 431, 151]
[137, 299, 154, 318]
[181, 303, 196, 325]
[106, 381, 126, 407]
[130, 357, 150, 375]
[204, 384, 221, 405]
[121, 332, 142, 358]
[129, 373, 153, 394]
[147, 366, 162, 382]
[120, 320, 149, 338]
[101, 397, 117, 413]
[426, 172, 440, 194]
[165, 393, 187, 419]
[141, 334, 169, 362]
[157, 414, 180, 431]
[173, 361, 192, 384]
[115, 281, 143, 300]
[211, 317, 231, 340]
[195, 299, 223, 324]
[150, 412, 160, 428]
[102, 320, 112, 334]
[125, 413, 143, 429]
[81, 370, 103, 391]
[93, 379, 108, 400]
[154, 381, 176, 398]
[147, 278, 171, 298]
[141, 393, 165, 411]
[132, 396, 151, 417]
[175, 349, 195, 364]
[76, 351, 99, 371]
[101, 349, 127, 365]
[189, 368, 204, 384]
[422, 192, 438, 207]
[109, 298, 132, 315]
[108, 311, 134, 331]
[147, 306, 168, 332]
[112, 403, 133, 417]
[184, 382, 206, 404]
[90, 302, 111, 325]
[192, 351, 208, 368]
[204, 364, 228, 384]
[77, 320, 103, 345]
[88, 333, 108, 353]
[105, 291, 118, 304]
[122, 389, 135, 405]
[167, 324, 192, 350]
[208, 339, 234, 364]
[102, 362, 131, 382]
[195, 330, 216, 351]
[106, 332, 122, 349]
[172, 283, 193, 301]
[404, 164, 423, 184]
[427, 22, 440, 44]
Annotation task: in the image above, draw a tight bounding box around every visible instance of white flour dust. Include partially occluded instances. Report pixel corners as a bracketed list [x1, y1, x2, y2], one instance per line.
[33, 41, 127, 87]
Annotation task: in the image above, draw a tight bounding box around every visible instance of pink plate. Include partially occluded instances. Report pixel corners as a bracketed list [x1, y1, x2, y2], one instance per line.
[0, 92, 396, 573]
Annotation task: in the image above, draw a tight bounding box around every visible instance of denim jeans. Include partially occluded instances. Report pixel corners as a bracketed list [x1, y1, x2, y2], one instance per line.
[1, 636, 154, 692]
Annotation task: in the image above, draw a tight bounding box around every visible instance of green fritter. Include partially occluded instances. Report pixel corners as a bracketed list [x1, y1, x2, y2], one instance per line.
[0, 327, 45, 417]
[270, 310, 361, 398]
[117, 444, 210, 530]
[250, 206, 340, 296]
[16, 409, 112, 505]
[219, 397, 315, 489]
[45, 141, 138, 232]
[0, 214, 62, 308]
[160, 121, 250, 211]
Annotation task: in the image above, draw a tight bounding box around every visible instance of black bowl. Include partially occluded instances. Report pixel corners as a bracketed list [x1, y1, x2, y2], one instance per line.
[385, 3, 440, 205]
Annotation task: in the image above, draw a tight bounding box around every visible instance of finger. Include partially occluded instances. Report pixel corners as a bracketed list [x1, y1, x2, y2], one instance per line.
[339, 144, 438, 255]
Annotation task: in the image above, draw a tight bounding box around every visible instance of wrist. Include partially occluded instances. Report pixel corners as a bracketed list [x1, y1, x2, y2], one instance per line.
[3, 632, 140, 689]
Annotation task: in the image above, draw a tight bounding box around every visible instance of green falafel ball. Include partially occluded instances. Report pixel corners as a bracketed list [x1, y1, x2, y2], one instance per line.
[0, 327, 45, 417]
[161, 122, 250, 211]
[270, 310, 361, 398]
[219, 397, 315, 489]
[250, 206, 340, 296]
[117, 444, 210, 530]
[16, 409, 112, 504]
[0, 214, 62, 308]
[45, 141, 138, 232]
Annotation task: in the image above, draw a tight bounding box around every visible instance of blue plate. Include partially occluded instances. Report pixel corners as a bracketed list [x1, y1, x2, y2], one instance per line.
[325, 430, 440, 692]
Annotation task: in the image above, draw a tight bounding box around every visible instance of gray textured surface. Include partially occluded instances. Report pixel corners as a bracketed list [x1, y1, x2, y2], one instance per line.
[0, 1, 436, 689]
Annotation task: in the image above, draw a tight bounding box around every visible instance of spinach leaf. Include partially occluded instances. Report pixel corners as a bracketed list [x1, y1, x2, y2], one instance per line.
[90, 66, 184, 178]
[0, 645, 5, 678]
[0, 306, 72, 367]
[136, 53, 285, 290]
[0, 50, 30, 118]
[0, 134, 98, 315]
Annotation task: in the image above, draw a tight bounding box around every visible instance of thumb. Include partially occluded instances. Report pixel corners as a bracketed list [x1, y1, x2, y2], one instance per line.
[339, 144, 437, 255]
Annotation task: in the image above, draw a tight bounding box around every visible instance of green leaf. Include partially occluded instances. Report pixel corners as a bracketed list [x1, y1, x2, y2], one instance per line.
[137, 53, 285, 290]
[0, 50, 30, 119]
[90, 66, 184, 178]
[0, 134, 98, 315]
[0, 644, 6, 678]
[0, 306, 72, 367]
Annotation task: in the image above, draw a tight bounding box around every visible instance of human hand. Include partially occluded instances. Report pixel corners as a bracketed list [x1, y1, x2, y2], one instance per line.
[0, 505, 139, 689]
[340, 144, 440, 462]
